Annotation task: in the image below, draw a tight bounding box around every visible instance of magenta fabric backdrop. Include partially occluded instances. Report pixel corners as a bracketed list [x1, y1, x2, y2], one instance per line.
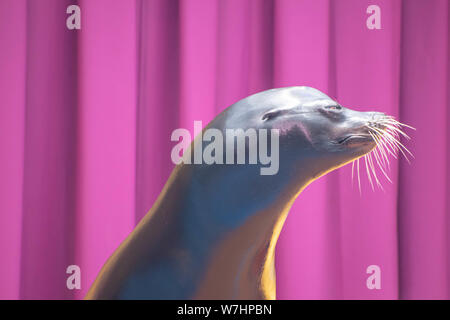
[0, 0, 448, 299]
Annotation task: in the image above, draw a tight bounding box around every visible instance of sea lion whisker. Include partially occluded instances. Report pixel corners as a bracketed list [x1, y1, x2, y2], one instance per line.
[357, 158, 361, 194]
[383, 131, 413, 158]
[364, 154, 374, 190]
[368, 127, 395, 163]
[375, 155, 392, 183]
[369, 131, 389, 170]
[379, 130, 407, 157]
[372, 144, 392, 183]
[366, 153, 376, 189]
[351, 160, 355, 184]
[389, 120, 416, 131]
[379, 118, 416, 131]
[368, 153, 381, 189]
[371, 140, 385, 168]
[385, 128, 401, 140]
[380, 139, 398, 159]
[374, 130, 393, 166]
[348, 115, 412, 192]
[379, 134, 400, 158]
[353, 128, 387, 190]
[370, 127, 402, 156]
[378, 120, 400, 128]
[367, 152, 383, 189]
[387, 138, 411, 163]
[378, 138, 393, 168]
[373, 133, 391, 170]
[378, 118, 400, 126]
[382, 124, 411, 140]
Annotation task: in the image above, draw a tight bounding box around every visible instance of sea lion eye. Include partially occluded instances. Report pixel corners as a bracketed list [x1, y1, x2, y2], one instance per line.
[325, 105, 342, 111]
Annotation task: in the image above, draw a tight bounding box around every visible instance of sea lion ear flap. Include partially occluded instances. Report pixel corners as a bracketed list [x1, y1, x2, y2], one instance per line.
[261, 109, 288, 121]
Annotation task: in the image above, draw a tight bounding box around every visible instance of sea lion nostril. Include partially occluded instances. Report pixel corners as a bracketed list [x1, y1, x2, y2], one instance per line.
[367, 121, 385, 130]
[366, 112, 387, 130]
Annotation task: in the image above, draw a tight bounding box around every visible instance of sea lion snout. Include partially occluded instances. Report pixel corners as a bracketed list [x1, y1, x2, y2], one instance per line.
[367, 111, 388, 130]
[337, 110, 387, 144]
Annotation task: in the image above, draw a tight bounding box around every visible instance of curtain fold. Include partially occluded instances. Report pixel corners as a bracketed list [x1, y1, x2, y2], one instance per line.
[0, 0, 448, 299]
[398, 0, 449, 299]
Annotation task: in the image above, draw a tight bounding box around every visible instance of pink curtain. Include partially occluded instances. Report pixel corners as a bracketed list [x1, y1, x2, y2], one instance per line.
[0, 0, 448, 299]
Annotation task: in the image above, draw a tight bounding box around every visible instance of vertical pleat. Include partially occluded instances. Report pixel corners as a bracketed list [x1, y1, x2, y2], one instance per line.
[332, 0, 402, 300]
[0, 0, 27, 300]
[135, 0, 180, 223]
[75, 0, 137, 298]
[248, 0, 274, 93]
[19, 0, 78, 299]
[179, 0, 218, 129]
[215, 0, 252, 110]
[398, 0, 449, 299]
[447, 1, 450, 299]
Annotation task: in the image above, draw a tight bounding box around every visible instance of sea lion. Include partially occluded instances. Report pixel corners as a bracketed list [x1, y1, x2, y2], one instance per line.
[85, 86, 407, 299]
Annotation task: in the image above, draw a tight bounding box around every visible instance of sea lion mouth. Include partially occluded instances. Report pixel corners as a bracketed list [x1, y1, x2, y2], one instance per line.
[344, 115, 415, 191]
[338, 134, 373, 146]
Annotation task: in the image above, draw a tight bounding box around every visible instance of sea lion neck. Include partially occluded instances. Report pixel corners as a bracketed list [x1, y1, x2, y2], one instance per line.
[148, 163, 312, 299]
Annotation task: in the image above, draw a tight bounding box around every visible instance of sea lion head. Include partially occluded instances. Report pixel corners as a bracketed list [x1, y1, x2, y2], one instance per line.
[182, 86, 406, 228]
[211, 86, 386, 181]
